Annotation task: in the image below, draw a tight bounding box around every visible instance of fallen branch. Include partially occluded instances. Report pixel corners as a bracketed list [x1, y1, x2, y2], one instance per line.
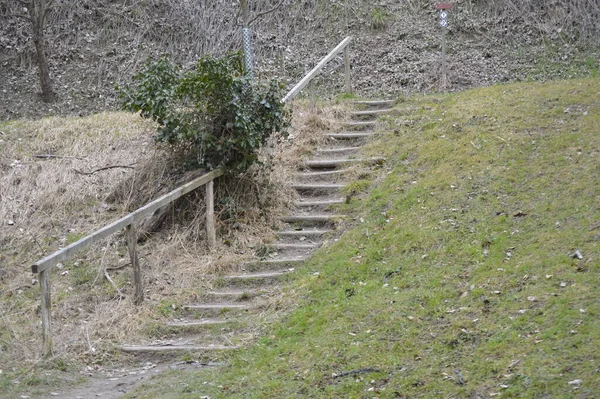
[33, 153, 87, 160]
[104, 269, 126, 299]
[74, 164, 136, 175]
[332, 368, 380, 379]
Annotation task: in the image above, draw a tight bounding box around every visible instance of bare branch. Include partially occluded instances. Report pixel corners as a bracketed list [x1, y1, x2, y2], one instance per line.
[0, 13, 33, 22]
[14, 0, 31, 7]
[248, 0, 286, 25]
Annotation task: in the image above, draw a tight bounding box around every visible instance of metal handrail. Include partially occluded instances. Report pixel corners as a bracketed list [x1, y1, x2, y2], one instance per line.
[282, 36, 352, 103]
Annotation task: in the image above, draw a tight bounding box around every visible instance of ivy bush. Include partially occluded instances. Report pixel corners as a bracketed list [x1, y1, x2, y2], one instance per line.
[117, 53, 291, 173]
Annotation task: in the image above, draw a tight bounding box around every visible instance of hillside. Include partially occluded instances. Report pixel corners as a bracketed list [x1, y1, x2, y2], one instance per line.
[119, 78, 600, 398]
[1, 1, 599, 397]
[1, 0, 599, 120]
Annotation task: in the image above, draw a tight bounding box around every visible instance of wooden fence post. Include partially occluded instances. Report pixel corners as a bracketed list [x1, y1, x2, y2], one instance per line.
[206, 180, 216, 249]
[309, 79, 316, 112]
[344, 46, 352, 94]
[40, 269, 52, 358]
[126, 224, 143, 305]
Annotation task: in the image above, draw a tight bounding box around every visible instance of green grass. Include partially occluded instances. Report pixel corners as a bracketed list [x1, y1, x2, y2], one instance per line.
[123, 78, 598, 398]
[370, 8, 392, 30]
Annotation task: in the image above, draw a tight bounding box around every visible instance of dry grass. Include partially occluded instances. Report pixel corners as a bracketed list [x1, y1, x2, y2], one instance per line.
[0, 100, 343, 387]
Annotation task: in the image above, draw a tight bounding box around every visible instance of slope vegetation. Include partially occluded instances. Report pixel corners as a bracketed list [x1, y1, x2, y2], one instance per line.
[123, 77, 599, 398]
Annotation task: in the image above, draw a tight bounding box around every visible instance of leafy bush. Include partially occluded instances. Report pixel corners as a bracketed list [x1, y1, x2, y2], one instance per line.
[117, 53, 291, 173]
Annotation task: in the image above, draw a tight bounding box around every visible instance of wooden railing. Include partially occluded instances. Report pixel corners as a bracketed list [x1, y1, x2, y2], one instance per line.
[32, 168, 223, 357]
[282, 36, 352, 106]
[31, 36, 353, 357]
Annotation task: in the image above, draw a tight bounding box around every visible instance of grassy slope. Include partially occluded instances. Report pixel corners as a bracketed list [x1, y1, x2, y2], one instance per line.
[105, 79, 600, 397]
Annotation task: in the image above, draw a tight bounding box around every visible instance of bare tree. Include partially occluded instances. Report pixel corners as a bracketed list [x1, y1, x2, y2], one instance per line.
[2, 0, 57, 102]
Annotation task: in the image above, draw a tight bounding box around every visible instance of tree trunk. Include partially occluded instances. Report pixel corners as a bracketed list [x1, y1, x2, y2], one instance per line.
[240, 0, 249, 28]
[33, 36, 55, 102]
[29, 0, 56, 103]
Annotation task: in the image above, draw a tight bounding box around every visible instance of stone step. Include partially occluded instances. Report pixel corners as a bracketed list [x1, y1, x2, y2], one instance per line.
[119, 344, 239, 353]
[305, 157, 384, 169]
[352, 99, 396, 107]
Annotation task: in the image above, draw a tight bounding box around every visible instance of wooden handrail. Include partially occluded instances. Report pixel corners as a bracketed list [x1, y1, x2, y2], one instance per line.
[31, 167, 223, 357]
[282, 36, 352, 103]
[32, 168, 223, 274]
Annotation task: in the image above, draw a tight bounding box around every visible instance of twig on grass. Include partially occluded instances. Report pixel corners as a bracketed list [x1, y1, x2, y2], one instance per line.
[74, 164, 136, 175]
[33, 154, 87, 160]
[104, 269, 126, 299]
[332, 368, 380, 379]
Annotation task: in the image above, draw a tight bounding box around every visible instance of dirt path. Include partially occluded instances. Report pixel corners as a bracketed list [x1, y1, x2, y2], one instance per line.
[37, 361, 218, 399]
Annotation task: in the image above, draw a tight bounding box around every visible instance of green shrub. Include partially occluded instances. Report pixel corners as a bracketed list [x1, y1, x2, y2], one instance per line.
[370, 8, 391, 30]
[117, 53, 291, 173]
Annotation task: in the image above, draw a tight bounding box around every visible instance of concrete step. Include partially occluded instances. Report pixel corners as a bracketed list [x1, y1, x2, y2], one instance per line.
[305, 157, 384, 169]
[275, 228, 331, 238]
[294, 168, 351, 182]
[166, 318, 237, 327]
[342, 121, 377, 131]
[282, 214, 343, 224]
[183, 303, 252, 311]
[312, 146, 361, 161]
[119, 344, 239, 353]
[181, 302, 255, 317]
[316, 146, 361, 154]
[350, 108, 393, 118]
[352, 99, 396, 108]
[260, 243, 317, 259]
[294, 168, 352, 182]
[291, 183, 346, 192]
[268, 243, 319, 250]
[326, 132, 374, 140]
[241, 256, 307, 273]
[207, 288, 268, 299]
[294, 198, 345, 207]
[223, 270, 292, 281]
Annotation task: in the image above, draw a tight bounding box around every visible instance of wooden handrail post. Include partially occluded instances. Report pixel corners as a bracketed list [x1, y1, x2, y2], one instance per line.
[206, 180, 216, 249]
[40, 269, 53, 358]
[126, 224, 143, 305]
[344, 46, 352, 94]
[309, 79, 316, 112]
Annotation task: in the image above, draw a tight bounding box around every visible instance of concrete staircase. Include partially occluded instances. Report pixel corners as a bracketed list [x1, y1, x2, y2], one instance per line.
[118, 100, 393, 355]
